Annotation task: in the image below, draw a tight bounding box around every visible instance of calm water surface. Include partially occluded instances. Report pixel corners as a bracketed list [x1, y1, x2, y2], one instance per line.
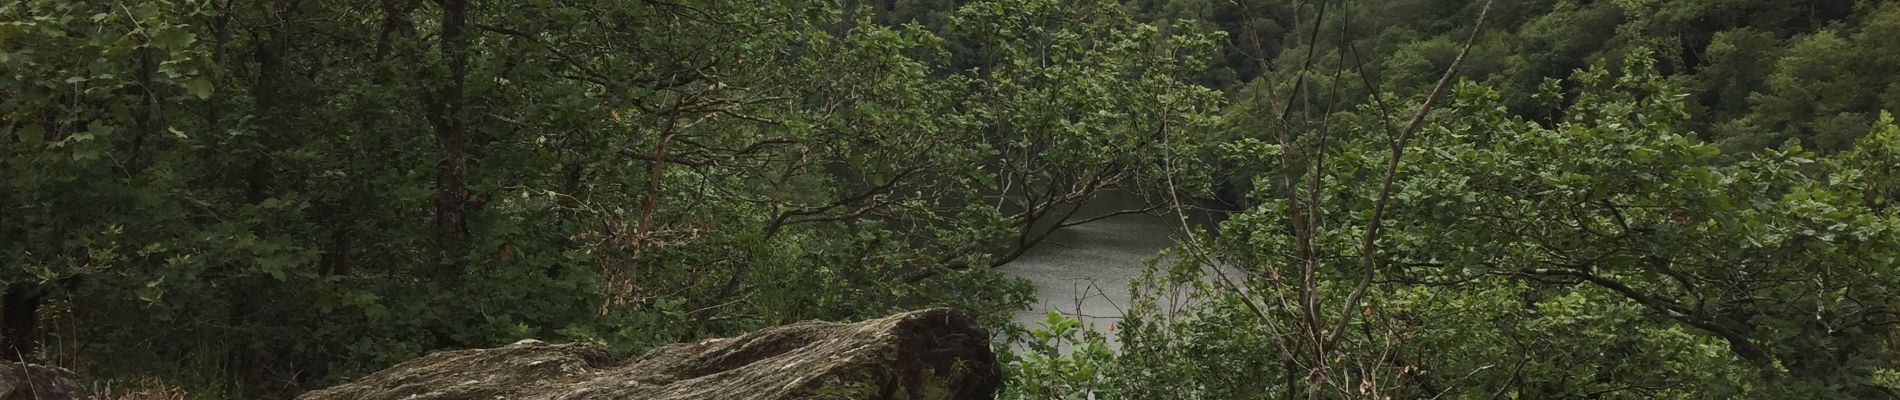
[998, 194, 1184, 345]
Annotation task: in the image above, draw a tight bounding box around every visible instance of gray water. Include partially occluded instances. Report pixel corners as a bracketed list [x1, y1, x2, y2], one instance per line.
[999, 194, 1182, 344]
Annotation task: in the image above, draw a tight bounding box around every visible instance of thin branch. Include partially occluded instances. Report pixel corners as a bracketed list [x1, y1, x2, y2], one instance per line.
[1054, 204, 1164, 229]
[1323, 0, 1494, 354]
[1518, 267, 1775, 370]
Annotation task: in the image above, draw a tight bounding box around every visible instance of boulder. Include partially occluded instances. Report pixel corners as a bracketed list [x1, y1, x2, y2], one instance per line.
[0, 361, 82, 400]
[299, 308, 1001, 400]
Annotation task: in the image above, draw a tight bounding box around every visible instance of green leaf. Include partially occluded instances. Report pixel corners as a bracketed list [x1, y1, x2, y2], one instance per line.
[184, 77, 213, 99]
[1688, 144, 1720, 158]
[152, 26, 196, 50]
[13, 124, 41, 145]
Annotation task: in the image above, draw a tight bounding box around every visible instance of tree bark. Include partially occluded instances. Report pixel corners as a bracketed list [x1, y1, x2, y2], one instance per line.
[1, 283, 42, 362]
[424, 0, 472, 291]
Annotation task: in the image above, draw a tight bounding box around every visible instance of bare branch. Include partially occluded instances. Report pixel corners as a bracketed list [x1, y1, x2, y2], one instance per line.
[1322, 0, 1495, 352]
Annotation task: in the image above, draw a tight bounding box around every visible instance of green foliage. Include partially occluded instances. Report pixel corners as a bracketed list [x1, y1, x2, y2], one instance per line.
[7, 0, 1900, 398]
[1, 0, 1229, 397]
[1000, 312, 1118, 400]
[1118, 51, 1900, 398]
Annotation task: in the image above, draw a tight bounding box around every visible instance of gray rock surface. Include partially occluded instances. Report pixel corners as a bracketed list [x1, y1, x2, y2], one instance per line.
[0, 361, 82, 400]
[298, 308, 1000, 400]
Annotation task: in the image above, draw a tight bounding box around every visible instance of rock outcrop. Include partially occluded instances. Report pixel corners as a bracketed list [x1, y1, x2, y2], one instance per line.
[298, 308, 1001, 400]
[0, 361, 82, 400]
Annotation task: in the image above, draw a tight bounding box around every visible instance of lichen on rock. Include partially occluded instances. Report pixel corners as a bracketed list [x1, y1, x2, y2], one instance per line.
[0, 361, 82, 400]
[298, 308, 1000, 400]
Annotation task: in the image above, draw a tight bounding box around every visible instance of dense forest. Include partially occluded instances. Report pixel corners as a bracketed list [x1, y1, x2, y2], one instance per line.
[3, 0, 1899, 398]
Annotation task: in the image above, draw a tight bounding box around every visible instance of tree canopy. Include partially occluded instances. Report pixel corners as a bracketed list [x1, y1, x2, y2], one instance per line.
[3, 0, 1898, 398]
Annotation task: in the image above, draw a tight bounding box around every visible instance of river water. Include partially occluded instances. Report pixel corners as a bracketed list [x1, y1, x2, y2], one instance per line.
[998, 193, 1185, 344]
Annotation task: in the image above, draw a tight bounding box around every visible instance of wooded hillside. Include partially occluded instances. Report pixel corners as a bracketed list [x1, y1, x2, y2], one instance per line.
[3, 0, 1897, 398]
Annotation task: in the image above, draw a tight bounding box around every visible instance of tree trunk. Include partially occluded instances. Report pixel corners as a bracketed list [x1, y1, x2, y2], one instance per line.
[1, 283, 42, 362]
[425, 0, 472, 291]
